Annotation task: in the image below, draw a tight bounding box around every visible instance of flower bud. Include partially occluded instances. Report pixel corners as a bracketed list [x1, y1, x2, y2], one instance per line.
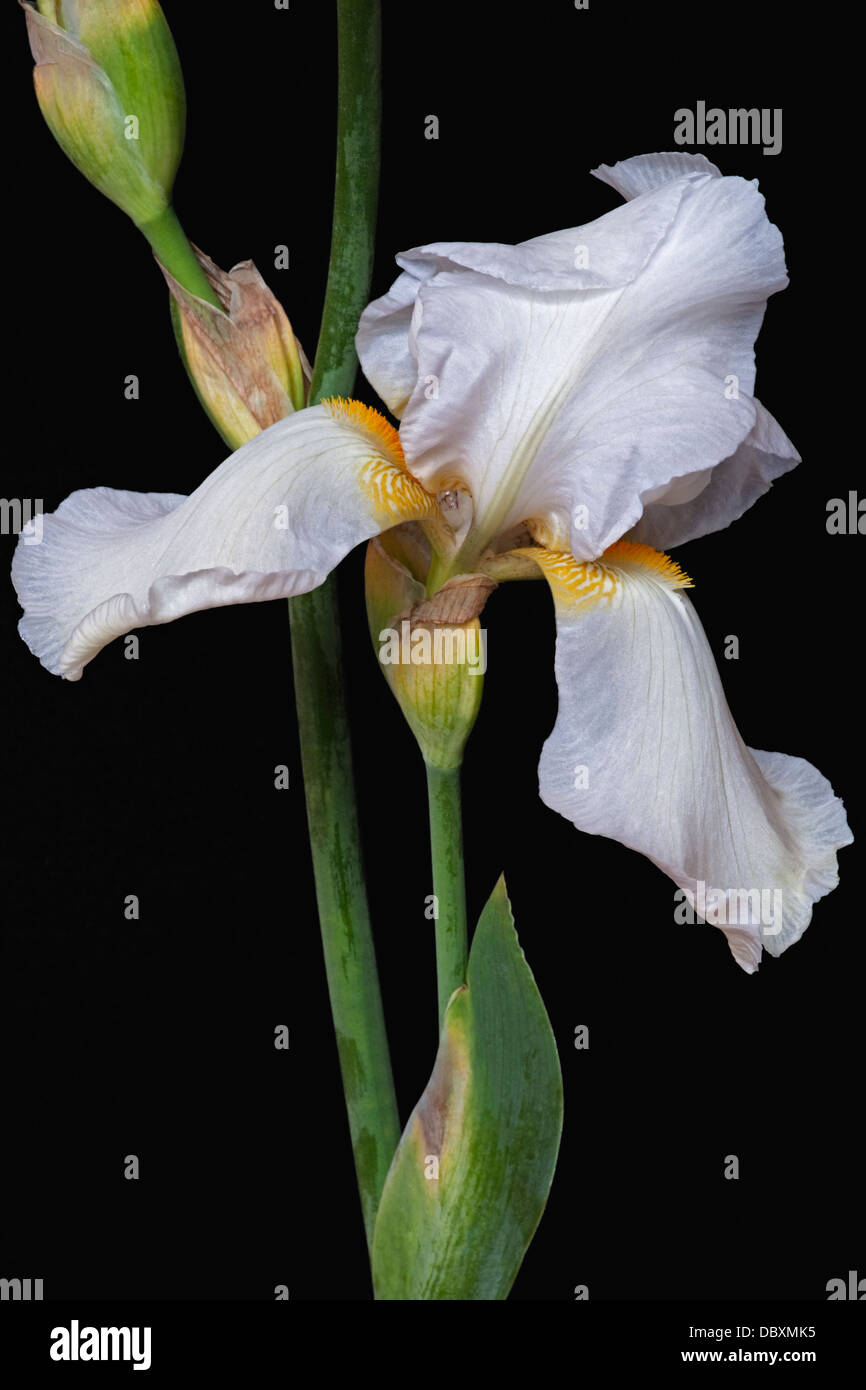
[365, 531, 494, 771]
[24, 0, 185, 227]
[162, 247, 311, 450]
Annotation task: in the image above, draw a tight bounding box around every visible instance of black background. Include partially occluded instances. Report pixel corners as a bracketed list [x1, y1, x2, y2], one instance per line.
[1, 0, 861, 1310]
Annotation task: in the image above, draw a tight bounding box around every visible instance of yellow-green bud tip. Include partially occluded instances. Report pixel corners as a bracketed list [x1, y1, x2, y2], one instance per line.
[23, 0, 185, 226]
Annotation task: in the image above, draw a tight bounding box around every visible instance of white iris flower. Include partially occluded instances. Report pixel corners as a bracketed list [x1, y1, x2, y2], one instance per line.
[13, 152, 851, 971]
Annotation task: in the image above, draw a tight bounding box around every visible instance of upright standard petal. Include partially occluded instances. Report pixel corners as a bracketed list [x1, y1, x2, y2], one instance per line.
[358, 156, 789, 568]
[631, 401, 800, 551]
[524, 542, 852, 972]
[13, 400, 437, 680]
[355, 264, 437, 419]
[591, 151, 723, 200]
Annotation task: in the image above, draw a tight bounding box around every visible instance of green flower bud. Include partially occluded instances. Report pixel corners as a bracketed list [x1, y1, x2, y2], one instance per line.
[24, 0, 185, 227]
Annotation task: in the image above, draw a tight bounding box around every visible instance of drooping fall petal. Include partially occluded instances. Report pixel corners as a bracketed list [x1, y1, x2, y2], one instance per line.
[523, 542, 852, 972]
[13, 401, 437, 680]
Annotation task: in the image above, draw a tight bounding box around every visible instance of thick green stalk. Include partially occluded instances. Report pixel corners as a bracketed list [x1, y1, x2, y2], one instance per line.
[288, 0, 398, 1250]
[139, 205, 221, 307]
[426, 764, 469, 1027]
[290, 588, 398, 1248]
[307, 3, 382, 402]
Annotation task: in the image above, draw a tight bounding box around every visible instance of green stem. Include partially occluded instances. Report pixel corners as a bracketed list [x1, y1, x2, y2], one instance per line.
[290, 587, 399, 1247]
[426, 764, 469, 1027]
[139, 204, 221, 307]
[307, 2, 382, 402]
[288, 0, 397, 1251]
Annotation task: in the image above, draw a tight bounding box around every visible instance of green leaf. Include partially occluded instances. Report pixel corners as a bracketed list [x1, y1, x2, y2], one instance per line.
[372, 876, 563, 1300]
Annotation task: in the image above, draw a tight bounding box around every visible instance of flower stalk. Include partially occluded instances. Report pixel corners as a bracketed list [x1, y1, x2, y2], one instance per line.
[426, 764, 469, 1027]
[364, 540, 484, 1029]
[288, 0, 399, 1249]
[141, 206, 220, 307]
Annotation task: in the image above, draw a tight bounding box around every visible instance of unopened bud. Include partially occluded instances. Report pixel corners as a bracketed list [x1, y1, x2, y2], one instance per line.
[162, 247, 311, 449]
[23, 0, 185, 227]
